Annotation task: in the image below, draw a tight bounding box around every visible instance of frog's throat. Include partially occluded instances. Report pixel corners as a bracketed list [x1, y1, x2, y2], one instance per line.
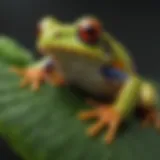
[37, 43, 110, 64]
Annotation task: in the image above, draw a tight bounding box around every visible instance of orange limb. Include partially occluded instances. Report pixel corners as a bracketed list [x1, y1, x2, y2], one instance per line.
[10, 66, 45, 91]
[9, 66, 66, 91]
[78, 104, 121, 144]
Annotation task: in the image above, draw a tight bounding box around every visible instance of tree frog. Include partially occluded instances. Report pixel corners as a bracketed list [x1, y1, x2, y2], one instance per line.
[11, 16, 160, 144]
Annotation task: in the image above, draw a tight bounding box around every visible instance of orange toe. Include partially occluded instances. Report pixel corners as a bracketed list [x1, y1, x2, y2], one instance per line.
[10, 66, 45, 91]
[78, 105, 121, 144]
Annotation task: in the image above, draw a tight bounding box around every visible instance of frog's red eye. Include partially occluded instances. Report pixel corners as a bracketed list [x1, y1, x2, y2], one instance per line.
[78, 18, 102, 44]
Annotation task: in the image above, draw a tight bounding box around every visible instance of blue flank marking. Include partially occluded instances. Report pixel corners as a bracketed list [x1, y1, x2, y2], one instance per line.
[100, 65, 128, 81]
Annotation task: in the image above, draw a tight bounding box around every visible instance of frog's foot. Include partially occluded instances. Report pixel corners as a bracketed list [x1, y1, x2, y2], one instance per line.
[10, 66, 66, 90]
[140, 107, 160, 131]
[10, 66, 45, 91]
[78, 105, 121, 144]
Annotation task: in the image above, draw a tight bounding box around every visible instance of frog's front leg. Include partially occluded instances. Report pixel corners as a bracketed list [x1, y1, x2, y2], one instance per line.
[78, 76, 141, 144]
[10, 56, 65, 91]
[138, 82, 160, 130]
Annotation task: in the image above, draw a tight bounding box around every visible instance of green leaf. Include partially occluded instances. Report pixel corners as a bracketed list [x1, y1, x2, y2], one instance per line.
[0, 60, 160, 160]
[0, 36, 33, 67]
[0, 37, 160, 160]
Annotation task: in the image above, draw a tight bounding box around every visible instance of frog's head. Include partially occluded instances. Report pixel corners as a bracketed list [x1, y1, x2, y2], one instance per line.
[36, 16, 111, 64]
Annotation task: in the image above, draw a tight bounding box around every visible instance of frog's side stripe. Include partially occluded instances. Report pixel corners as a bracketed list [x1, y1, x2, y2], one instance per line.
[100, 65, 128, 81]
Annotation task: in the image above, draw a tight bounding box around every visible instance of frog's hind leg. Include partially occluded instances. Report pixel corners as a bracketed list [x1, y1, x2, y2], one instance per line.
[138, 82, 160, 130]
[78, 76, 143, 144]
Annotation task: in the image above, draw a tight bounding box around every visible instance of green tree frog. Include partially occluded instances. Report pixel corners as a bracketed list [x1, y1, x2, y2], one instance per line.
[11, 16, 160, 144]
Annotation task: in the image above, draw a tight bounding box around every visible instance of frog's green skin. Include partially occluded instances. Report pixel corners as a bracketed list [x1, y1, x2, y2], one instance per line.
[12, 16, 159, 144]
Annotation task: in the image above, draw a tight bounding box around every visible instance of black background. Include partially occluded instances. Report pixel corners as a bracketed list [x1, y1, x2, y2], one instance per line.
[0, 0, 160, 159]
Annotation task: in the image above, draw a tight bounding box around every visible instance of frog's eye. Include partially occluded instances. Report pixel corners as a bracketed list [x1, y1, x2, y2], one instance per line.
[78, 18, 102, 44]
